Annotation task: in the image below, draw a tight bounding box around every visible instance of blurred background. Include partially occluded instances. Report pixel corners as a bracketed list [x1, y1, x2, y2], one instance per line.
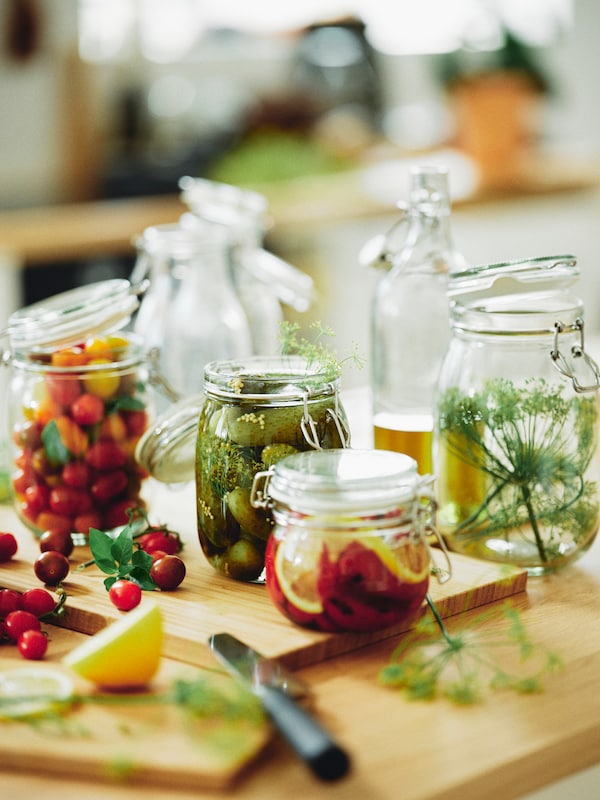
[0, 0, 599, 386]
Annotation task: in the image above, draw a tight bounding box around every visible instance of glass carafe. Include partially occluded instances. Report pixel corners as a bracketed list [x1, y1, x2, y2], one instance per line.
[131, 222, 252, 410]
[179, 176, 314, 355]
[435, 255, 600, 574]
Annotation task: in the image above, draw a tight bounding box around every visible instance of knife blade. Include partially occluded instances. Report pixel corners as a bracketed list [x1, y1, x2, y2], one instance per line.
[208, 633, 350, 782]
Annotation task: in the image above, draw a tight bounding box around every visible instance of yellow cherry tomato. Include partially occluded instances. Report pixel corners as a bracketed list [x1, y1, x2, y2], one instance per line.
[83, 358, 120, 399]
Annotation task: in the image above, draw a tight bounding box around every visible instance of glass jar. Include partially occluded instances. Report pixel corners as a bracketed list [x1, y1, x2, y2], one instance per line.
[196, 357, 350, 582]
[434, 255, 600, 574]
[131, 222, 252, 411]
[367, 165, 468, 474]
[251, 448, 449, 633]
[2, 280, 152, 537]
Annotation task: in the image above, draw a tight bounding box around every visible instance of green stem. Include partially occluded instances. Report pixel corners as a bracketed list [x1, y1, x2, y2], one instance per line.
[426, 594, 455, 648]
[521, 483, 548, 562]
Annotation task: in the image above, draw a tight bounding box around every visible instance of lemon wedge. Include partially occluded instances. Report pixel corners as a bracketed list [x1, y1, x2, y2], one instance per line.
[63, 601, 163, 690]
[0, 667, 74, 720]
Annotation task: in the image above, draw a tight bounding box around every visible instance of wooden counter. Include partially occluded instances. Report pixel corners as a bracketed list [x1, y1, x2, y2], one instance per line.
[1, 390, 600, 799]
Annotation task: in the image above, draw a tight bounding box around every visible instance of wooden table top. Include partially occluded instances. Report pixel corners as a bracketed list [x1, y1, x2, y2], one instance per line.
[2, 391, 600, 799]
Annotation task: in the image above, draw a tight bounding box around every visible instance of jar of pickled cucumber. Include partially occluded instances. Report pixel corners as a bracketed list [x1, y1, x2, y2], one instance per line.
[251, 448, 450, 633]
[2, 280, 152, 538]
[196, 357, 350, 581]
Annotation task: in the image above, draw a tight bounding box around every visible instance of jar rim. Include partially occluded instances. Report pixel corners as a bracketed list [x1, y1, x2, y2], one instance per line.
[6, 280, 139, 352]
[203, 356, 341, 401]
[450, 290, 584, 334]
[265, 448, 425, 515]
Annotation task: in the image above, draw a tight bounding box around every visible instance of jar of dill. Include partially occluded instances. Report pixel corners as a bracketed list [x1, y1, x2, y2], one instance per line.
[434, 255, 600, 575]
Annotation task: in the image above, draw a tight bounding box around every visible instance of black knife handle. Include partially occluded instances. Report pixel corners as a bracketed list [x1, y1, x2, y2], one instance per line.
[258, 685, 350, 781]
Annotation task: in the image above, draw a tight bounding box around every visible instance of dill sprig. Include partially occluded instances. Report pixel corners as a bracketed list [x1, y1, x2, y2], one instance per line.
[437, 377, 599, 564]
[379, 595, 563, 705]
[279, 321, 364, 382]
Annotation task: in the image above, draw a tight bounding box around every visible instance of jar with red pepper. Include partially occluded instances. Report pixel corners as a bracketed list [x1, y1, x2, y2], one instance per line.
[252, 448, 450, 633]
[2, 280, 151, 538]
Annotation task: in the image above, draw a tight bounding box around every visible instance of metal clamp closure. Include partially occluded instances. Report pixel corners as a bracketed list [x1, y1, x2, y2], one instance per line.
[250, 468, 274, 510]
[550, 318, 600, 393]
[300, 388, 350, 450]
[415, 488, 452, 585]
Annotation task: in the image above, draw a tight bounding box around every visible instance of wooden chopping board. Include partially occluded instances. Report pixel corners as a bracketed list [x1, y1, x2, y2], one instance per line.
[0, 645, 271, 791]
[0, 483, 527, 670]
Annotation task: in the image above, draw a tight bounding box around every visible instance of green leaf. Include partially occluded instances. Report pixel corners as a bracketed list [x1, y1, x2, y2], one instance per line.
[104, 575, 117, 591]
[110, 527, 133, 566]
[41, 419, 71, 466]
[89, 528, 118, 575]
[107, 395, 146, 414]
[131, 548, 153, 571]
[129, 566, 156, 591]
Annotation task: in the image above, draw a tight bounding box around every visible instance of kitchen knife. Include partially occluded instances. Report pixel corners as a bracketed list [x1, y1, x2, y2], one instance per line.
[208, 633, 350, 782]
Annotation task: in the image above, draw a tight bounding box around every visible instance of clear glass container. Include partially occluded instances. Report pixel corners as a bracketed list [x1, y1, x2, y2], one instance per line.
[434, 255, 600, 574]
[2, 280, 151, 537]
[131, 222, 252, 411]
[197, 357, 350, 582]
[368, 165, 468, 473]
[179, 176, 314, 355]
[251, 448, 449, 633]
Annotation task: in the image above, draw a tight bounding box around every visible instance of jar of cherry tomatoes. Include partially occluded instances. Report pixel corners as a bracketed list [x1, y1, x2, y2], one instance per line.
[252, 448, 451, 633]
[2, 280, 151, 538]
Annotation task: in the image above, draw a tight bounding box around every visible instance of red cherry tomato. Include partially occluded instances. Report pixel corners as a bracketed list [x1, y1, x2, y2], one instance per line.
[108, 579, 142, 611]
[150, 555, 186, 591]
[20, 588, 56, 618]
[18, 629, 48, 660]
[45, 374, 82, 406]
[0, 532, 18, 562]
[71, 393, 105, 426]
[49, 485, 92, 517]
[86, 441, 126, 471]
[73, 511, 103, 535]
[4, 610, 41, 642]
[137, 530, 181, 556]
[90, 470, 128, 505]
[34, 551, 70, 586]
[0, 588, 22, 617]
[62, 461, 91, 489]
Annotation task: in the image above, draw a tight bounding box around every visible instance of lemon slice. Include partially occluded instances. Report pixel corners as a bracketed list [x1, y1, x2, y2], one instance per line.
[0, 667, 74, 720]
[274, 538, 323, 615]
[63, 601, 163, 690]
[362, 536, 430, 584]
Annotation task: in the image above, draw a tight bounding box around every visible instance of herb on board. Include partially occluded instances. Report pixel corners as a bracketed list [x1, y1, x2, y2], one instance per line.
[437, 377, 598, 564]
[380, 594, 563, 704]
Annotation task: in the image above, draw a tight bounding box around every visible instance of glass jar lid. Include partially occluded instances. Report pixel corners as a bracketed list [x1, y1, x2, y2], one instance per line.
[264, 448, 421, 515]
[6, 279, 139, 352]
[135, 394, 202, 484]
[448, 254, 578, 304]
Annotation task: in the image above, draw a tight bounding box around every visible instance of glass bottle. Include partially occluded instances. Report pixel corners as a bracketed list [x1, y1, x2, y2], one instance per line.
[369, 165, 468, 474]
[179, 176, 314, 355]
[131, 222, 252, 411]
[435, 255, 600, 574]
[135, 355, 350, 583]
[1, 280, 152, 537]
[251, 448, 450, 633]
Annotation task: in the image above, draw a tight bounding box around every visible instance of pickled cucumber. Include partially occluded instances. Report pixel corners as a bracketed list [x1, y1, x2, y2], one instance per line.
[227, 486, 273, 541]
[261, 443, 298, 467]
